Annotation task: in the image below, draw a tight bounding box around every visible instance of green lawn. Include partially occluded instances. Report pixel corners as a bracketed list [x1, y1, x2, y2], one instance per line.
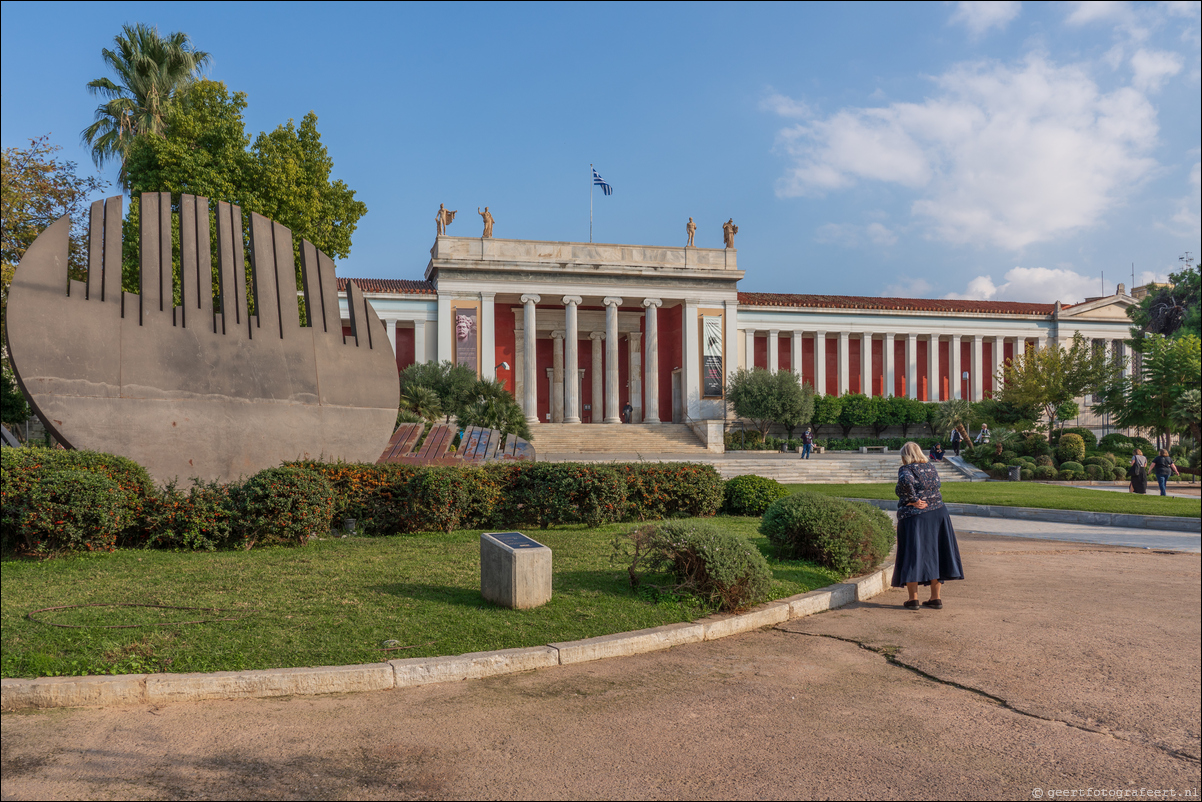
[792, 482, 1201, 518]
[0, 517, 839, 680]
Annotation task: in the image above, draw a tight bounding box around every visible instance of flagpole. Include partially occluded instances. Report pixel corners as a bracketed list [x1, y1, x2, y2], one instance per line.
[589, 163, 594, 243]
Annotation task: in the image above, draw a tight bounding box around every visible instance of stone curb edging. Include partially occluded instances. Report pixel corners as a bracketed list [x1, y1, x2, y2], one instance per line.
[846, 498, 1198, 533]
[0, 565, 893, 711]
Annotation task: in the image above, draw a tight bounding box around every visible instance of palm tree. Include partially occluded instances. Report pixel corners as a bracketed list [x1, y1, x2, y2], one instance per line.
[934, 399, 975, 452]
[80, 23, 211, 186]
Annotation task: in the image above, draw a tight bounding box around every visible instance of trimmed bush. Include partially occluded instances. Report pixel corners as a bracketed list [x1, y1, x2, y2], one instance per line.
[1085, 464, 1103, 480]
[614, 463, 724, 521]
[1059, 461, 1084, 474]
[1057, 434, 1086, 464]
[230, 467, 335, 547]
[723, 475, 790, 516]
[1034, 466, 1057, 480]
[1112, 467, 1127, 481]
[999, 450, 1018, 463]
[1058, 469, 1076, 481]
[760, 492, 895, 577]
[142, 480, 236, 551]
[1073, 470, 1088, 481]
[1020, 468, 1034, 481]
[1099, 433, 1130, 449]
[991, 462, 1008, 472]
[0, 467, 126, 557]
[1059, 427, 1097, 448]
[617, 521, 772, 612]
[1019, 434, 1052, 458]
[1035, 455, 1055, 468]
[1083, 456, 1109, 468]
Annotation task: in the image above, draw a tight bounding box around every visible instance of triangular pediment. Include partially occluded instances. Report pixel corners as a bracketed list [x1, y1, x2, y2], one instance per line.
[1060, 294, 1137, 320]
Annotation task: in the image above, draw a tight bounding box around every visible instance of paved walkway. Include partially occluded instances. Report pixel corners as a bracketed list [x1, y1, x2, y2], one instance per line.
[2, 527, 1198, 800]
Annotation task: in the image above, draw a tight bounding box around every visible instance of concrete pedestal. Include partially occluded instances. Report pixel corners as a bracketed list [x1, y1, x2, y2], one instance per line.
[481, 532, 552, 609]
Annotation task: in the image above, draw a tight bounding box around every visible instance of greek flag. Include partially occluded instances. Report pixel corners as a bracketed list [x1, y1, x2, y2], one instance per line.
[592, 167, 613, 196]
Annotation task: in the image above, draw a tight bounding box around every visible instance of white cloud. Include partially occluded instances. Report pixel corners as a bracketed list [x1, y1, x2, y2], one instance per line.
[944, 266, 1102, 302]
[949, 1, 1021, 36]
[1167, 161, 1201, 236]
[769, 55, 1160, 250]
[866, 222, 898, 245]
[759, 92, 810, 119]
[1065, 1, 1129, 26]
[1130, 48, 1183, 90]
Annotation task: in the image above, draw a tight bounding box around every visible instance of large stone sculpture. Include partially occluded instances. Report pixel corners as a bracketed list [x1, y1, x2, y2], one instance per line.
[686, 217, 696, 247]
[436, 203, 457, 235]
[478, 206, 495, 238]
[5, 192, 399, 484]
[723, 218, 739, 249]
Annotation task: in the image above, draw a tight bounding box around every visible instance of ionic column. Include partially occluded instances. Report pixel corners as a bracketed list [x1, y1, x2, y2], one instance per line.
[791, 331, 803, 380]
[590, 332, 605, 424]
[906, 333, 918, 399]
[768, 330, 780, 374]
[884, 333, 895, 398]
[628, 331, 642, 423]
[814, 331, 827, 395]
[521, 293, 540, 423]
[551, 330, 565, 423]
[385, 319, 398, 356]
[951, 334, 963, 400]
[413, 319, 427, 365]
[563, 296, 582, 423]
[927, 335, 940, 401]
[837, 331, 850, 395]
[860, 332, 873, 396]
[603, 297, 623, 423]
[643, 299, 662, 424]
[971, 334, 983, 401]
[744, 329, 756, 370]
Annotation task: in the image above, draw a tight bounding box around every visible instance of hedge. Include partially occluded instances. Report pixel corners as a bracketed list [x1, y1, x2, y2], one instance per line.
[760, 492, 895, 576]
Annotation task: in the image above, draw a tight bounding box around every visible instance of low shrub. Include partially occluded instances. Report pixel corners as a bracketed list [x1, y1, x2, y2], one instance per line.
[1057, 434, 1086, 463]
[1035, 455, 1055, 468]
[725, 429, 764, 450]
[723, 475, 790, 516]
[1085, 464, 1103, 480]
[1019, 434, 1052, 458]
[1058, 469, 1076, 481]
[1059, 427, 1098, 448]
[999, 450, 1018, 463]
[141, 480, 236, 551]
[1059, 461, 1084, 474]
[616, 521, 772, 612]
[991, 462, 1008, 472]
[1099, 433, 1130, 449]
[1129, 436, 1156, 453]
[0, 467, 126, 557]
[759, 492, 895, 577]
[229, 467, 335, 547]
[498, 462, 628, 529]
[1083, 456, 1109, 468]
[1006, 458, 1026, 467]
[1034, 466, 1057, 480]
[1020, 468, 1034, 481]
[614, 463, 724, 521]
[1112, 467, 1128, 481]
[1073, 470, 1088, 481]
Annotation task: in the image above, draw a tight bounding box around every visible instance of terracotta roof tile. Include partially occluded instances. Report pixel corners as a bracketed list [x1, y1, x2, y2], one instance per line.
[338, 278, 436, 295]
[737, 292, 1059, 315]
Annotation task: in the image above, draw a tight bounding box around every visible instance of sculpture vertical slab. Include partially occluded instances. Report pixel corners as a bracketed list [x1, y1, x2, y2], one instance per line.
[480, 532, 552, 610]
[5, 193, 400, 485]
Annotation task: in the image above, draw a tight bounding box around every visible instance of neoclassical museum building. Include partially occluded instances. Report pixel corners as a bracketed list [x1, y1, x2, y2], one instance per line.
[338, 234, 1137, 430]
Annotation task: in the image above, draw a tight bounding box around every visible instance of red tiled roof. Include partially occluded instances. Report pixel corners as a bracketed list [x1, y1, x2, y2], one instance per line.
[338, 278, 436, 295]
[737, 292, 1060, 315]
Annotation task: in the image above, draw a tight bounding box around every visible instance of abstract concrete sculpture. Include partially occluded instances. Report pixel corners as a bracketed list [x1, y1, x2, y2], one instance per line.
[5, 192, 399, 484]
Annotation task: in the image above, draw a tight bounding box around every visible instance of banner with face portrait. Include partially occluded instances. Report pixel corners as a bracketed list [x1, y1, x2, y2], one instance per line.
[702, 315, 723, 398]
[454, 308, 478, 372]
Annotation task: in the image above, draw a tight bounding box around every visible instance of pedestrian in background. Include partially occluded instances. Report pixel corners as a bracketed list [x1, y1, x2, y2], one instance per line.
[1150, 449, 1179, 496]
[801, 427, 814, 459]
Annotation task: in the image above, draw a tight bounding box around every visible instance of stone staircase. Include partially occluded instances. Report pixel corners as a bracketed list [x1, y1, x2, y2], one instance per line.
[533, 423, 968, 484]
[533, 423, 712, 458]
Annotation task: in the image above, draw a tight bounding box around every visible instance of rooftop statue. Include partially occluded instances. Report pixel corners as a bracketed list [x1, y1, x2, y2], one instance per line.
[436, 203, 457, 236]
[723, 218, 739, 249]
[478, 206, 494, 238]
[4, 192, 399, 484]
[686, 217, 696, 247]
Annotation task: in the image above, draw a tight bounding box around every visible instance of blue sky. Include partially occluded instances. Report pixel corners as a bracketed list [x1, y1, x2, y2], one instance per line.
[3, 1, 1199, 303]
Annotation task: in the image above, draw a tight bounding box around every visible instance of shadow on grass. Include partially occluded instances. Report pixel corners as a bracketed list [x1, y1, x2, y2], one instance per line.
[368, 569, 643, 608]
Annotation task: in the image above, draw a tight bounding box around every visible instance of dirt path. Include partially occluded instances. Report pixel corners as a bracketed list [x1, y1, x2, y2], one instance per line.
[3, 533, 1199, 801]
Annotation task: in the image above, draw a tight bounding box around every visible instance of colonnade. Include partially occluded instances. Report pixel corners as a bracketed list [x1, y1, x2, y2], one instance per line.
[520, 295, 664, 425]
[742, 329, 1053, 402]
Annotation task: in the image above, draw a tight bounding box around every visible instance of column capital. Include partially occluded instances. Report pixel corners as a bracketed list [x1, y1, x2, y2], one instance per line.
[480, 291, 496, 300]
[628, 331, 642, 343]
[769, 329, 781, 336]
[907, 332, 918, 341]
[815, 330, 827, 337]
[642, 298, 663, 308]
[603, 296, 623, 307]
[521, 294, 541, 304]
[838, 330, 849, 339]
[551, 330, 565, 340]
[589, 331, 605, 341]
[972, 333, 984, 342]
[562, 295, 582, 306]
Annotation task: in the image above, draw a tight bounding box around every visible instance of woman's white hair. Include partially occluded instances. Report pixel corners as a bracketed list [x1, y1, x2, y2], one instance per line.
[901, 441, 928, 465]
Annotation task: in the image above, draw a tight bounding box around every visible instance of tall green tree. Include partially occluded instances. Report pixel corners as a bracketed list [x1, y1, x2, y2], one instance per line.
[725, 368, 782, 438]
[775, 373, 814, 439]
[1094, 334, 1201, 447]
[81, 23, 211, 187]
[811, 393, 842, 437]
[1127, 261, 1200, 348]
[996, 332, 1124, 434]
[835, 393, 875, 438]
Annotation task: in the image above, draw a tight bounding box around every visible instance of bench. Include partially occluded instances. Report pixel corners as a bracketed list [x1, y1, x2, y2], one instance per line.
[859, 446, 889, 454]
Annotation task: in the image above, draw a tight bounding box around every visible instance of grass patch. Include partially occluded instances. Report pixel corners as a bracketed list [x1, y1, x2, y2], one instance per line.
[791, 483, 1200, 518]
[0, 517, 840, 679]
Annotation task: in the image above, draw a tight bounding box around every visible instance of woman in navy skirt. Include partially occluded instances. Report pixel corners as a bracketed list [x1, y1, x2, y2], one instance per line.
[892, 441, 964, 610]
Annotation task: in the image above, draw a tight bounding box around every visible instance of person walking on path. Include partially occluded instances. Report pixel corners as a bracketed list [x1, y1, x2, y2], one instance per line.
[622, 402, 633, 424]
[950, 427, 963, 457]
[1128, 449, 1149, 494]
[892, 441, 964, 610]
[801, 427, 814, 459]
[1151, 449, 1180, 496]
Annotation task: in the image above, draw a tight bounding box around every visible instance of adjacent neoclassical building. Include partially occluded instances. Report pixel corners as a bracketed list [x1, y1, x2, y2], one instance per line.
[340, 235, 1137, 428]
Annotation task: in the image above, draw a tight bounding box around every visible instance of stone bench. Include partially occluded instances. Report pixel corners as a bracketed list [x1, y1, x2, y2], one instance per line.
[859, 446, 888, 454]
